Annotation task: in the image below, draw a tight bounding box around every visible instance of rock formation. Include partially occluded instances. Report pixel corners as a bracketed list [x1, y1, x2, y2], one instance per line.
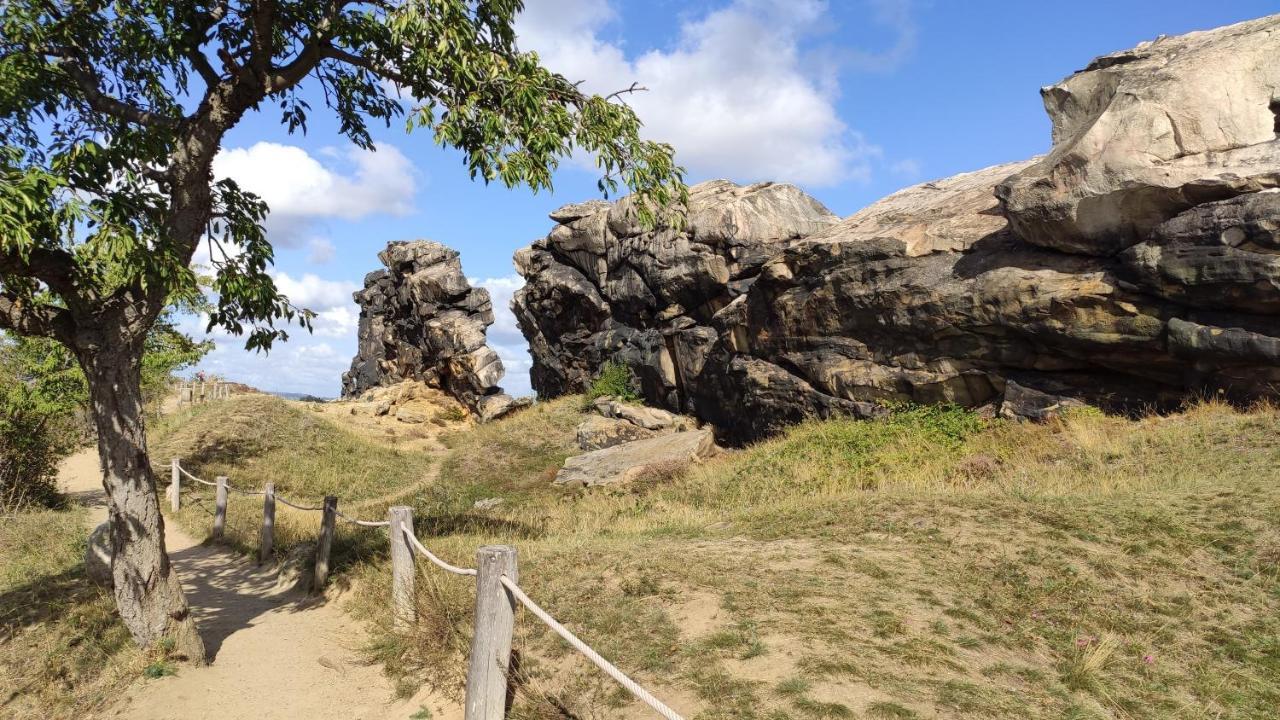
[343, 241, 527, 421]
[558, 399, 717, 487]
[514, 15, 1280, 443]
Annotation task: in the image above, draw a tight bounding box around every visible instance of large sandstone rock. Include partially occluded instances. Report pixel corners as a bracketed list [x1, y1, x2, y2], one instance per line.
[555, 428, 719, 487]
[575, 415, 657, 451]
[513, 16, 1280, 443]
[996, 16, 1280, 255]
[343, 241, 525, 420]
[513, 180, 840, 401]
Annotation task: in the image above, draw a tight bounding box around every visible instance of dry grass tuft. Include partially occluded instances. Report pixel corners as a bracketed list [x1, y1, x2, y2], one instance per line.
[0, 508, 145, 719]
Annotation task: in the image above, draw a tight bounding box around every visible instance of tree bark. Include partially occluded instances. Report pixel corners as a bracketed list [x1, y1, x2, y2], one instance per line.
[80, 336, 205, 662]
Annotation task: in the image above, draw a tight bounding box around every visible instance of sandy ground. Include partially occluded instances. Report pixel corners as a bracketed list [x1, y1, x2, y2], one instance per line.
[59, 449, 463, 720]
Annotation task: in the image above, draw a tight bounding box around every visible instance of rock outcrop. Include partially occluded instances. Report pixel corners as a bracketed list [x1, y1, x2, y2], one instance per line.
[514, 15, 1280, 443]
[343, 241, 526, 421]
[557, 398, 718, 487]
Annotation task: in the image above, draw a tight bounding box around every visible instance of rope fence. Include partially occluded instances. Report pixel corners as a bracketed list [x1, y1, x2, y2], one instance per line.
[167, 456, 687, 720]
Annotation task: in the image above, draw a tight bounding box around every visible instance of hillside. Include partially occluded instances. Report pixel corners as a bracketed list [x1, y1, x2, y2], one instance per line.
[147, 393, 1280, 719]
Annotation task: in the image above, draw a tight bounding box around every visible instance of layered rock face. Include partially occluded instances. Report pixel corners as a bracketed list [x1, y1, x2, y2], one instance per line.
[514, 15, 1280, 443]
[343, 241, 525, 421]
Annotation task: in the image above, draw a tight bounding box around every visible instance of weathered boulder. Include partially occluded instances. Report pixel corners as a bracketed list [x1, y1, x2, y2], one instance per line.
[575, 415, 657, 451]
[996, 16, 1280, 255]
[85, 521, 112, 588]
[513, 16, 1280, 444]
[555, 428, 719, 487]
[591, 398, 690, 431]
[343, 240, 524, 420]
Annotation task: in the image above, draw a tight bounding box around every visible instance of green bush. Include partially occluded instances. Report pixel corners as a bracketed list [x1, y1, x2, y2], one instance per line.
[584, 361, 640, 404]
[0, 384, 70, 511]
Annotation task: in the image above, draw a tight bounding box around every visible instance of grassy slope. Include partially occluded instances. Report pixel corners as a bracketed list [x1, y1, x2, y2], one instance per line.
[136, 393, 1280, 718]
[348, 400, 1280, 720]
[150, 394, 436, 570]
[0, 509, 144, 719]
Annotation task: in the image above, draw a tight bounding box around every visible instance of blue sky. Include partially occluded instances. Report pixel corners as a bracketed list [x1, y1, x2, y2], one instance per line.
[188, 0, 1279, 398]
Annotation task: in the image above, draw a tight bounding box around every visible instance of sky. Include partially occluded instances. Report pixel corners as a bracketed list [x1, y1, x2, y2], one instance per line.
[186, 0, 1280, 398]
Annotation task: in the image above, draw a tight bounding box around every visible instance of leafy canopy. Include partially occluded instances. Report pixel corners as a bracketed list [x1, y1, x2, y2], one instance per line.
[0, 1, 685, 351]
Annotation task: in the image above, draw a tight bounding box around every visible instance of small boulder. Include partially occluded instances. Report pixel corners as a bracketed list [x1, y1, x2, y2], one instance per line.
[373, 399, 393, 417]
[593, 398, 688, 431]
[555, 428, 719, 487]
[576, 415, 657, 451]
[473, 497, 505, 511]
[85, 522, 113, 588]
[998, 381, 1086, 422]
[476, 393, 532, 423]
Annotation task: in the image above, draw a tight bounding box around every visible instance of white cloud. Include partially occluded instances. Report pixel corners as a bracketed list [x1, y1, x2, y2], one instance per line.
[307, 238, 336, 265]
[272, 271, 359, 311]
[195, 339, 352, 398]
[890, 158, 922, 179]
[212, 142, 416, 244]
[473, 275, 533, 397]
[515, 0, 915, 186]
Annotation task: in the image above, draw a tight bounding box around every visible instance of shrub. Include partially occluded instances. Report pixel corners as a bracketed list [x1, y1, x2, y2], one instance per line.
[0, 384, 72, 511]
[584, 361, 639, 404]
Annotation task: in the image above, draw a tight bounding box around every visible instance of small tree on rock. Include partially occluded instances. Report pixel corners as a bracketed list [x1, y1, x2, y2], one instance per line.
[0, 0, 684, 660]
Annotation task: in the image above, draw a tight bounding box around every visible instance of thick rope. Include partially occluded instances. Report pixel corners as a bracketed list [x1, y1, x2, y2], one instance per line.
[275, 495, 325, 512]
[177, 465, 217, 486]
[398, 522, 476, 576]
[499, 576, 685, 720]
[336, 509, 390, 527]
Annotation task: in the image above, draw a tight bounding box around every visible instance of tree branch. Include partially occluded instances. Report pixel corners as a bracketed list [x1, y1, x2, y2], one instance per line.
[0, 292, 76, 343]
[321, 45, 413, 88]
[53, 58, 177, 128]
[0, 246, 82, 302]
[604, 82, 648, 103]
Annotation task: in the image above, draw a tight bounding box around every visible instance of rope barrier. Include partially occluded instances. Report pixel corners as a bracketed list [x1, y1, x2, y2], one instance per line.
[177, 465, 217, 486]
[168, 453, 684, 720]
[336, 509, 390, 527]
[499, 575, 684, 720]
[275, 495, 325, 512]
[398, 522, 477, 576]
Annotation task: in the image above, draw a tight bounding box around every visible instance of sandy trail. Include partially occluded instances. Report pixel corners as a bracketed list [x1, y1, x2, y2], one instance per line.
[59, 449, 462, 720]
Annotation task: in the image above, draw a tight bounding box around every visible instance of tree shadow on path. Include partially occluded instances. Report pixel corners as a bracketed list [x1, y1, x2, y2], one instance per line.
[168, 541, 324, 661]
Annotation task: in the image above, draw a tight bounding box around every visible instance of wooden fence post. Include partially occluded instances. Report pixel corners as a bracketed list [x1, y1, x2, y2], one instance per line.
[212, 476, 228, 538]
[260, 482, 276, 563]
[170, 459, 180, 512]
[313, 495, 338, 590]
[388, 506, 416, 630]
[464, 545, 518, 720]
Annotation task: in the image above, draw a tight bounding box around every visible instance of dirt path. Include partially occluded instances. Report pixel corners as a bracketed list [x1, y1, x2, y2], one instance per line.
[59, 449, 462, 720]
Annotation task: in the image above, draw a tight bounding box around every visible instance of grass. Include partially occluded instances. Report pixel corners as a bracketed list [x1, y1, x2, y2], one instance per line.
[343, 398, 1280, 719]
[0, 508, 145, 719]
[149, 394, 436, 574]
[130, 392, 1280, 718]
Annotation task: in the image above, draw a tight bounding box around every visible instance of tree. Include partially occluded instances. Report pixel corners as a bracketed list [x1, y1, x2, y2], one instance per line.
[0, 312, 208, 510]
[0, 0, 684, 660]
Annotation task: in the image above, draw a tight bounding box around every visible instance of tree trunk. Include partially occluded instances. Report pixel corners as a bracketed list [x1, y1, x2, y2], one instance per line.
[81, 339, 205, 662]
